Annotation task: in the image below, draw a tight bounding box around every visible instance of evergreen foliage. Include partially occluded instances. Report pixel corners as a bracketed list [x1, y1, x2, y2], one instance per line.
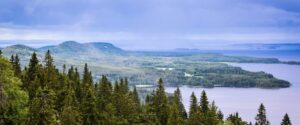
[0, 51, 293, 125]
[255, 103, 270, 125]
[281, 113, 292, 125]
[0, 57, 28, 125]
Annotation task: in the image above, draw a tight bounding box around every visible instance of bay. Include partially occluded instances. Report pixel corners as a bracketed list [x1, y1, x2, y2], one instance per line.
[166, 63, 300, 125]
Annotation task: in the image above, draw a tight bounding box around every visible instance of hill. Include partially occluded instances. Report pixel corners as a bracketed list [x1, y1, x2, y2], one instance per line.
[1, 44, 36, 57]
[0, 41, 292, 88]
[38, 41, 124, 54]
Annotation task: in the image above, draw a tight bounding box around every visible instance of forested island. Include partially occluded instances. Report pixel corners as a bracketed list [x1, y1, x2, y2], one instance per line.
[0, 50, 293, 125]
[0, 41, 291, 88]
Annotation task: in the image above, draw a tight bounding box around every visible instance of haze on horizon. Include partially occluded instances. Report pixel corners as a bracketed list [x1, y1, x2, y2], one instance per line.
[1, 0, 300, 50]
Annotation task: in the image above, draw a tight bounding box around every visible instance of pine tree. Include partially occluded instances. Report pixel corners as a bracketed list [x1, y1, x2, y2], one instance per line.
[204, 101, 220, 125]
[14, 54, 22, 77]
[0, 50, 2, 56]
[217, 110, 224, 121]
[23, 52, 41, 99]
[80, 64, 99, 125]
[0, 57, 28, 125]
[81, 87, 99, 125]
[44, 50, 54, 69]
[188, 92, 198, 117]
[200, 90, 209, 113]
[97, 75, 112, 111]
[128, 89, 142, 124]
[281, 113, 292, 125]
[153, 78, 169, 125]
[10, 55, 14, 65]
[44, 50, 58, 90]
[132, 86, 140, 105]
[255, 103, 270, 125]
[227, 112, 247, 125]
[174, 87, 187, 120]
[27, 87, 58, 125]
[74, 67, 81, 100]
[167, 103, 184, 125]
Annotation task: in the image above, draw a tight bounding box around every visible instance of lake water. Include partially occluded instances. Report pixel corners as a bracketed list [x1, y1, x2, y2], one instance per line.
[165, 63, 300, 125]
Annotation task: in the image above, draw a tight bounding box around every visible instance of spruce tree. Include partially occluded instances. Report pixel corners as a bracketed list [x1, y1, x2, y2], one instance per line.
[281, 113, 292, 125]
[23, 52, 40, 99]
[128, 89, 142, 124]
[204, 101, 220, 125]
[174, 87, 187, 120]
[10, 55, 14, 65]
[167, 103, 184, 125]
[14, 54, 22, 77]
[27, 87, 58, 125]
[154, 78, 169, 125]
[227, 112, 247, 125]
[132, 86, 140, 105]
[80, 64, 99, 125]
[81, 87, 99, 125]
[188, 92, 198, 117]
[97, 75, 112, 111]
[255, 103, 270, 125]
[217, 110, 224, 121]
[200, 90, 209, 113]
[44, 50, 58, 90]
[74, 67, 81, 100]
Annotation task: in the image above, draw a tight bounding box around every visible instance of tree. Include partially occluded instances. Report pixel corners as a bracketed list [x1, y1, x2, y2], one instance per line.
[255, 103, 270, 125]
[27, 87, 58, 125]
[132, 86, 140, 105]
[187, 92, 203, 125]
[80, 64, 99, 125]
[167, 103, 184, 125]
[153, 78, 169, 125]
[200, 90, 209, 113]
[174, 87, 187, 120]
[23, 52, 40, 99]
[96, 75, 112, 111]
[217, 110, 224, 121]
[0, 50, 2, 56]
[226, 112, 247, 125]
[44, 50, 54, 69]
[281, 113, 292, 125]
[10, 55, 14, 66]
[204, 101, 220, 125]
[0, 57, 28, 125]
[188, 92, 198, 117]
[13, 54, 22, 77]
[43, 50, 58, 90]
[81, 87, 99, 125]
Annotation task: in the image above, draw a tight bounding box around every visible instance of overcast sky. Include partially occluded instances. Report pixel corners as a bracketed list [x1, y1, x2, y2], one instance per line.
[0, 0, 300, 50]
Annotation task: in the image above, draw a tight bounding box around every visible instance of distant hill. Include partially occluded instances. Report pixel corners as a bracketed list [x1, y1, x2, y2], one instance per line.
[1, 44, 36, 57]
[86, 42, 123, 53]
[38, 41, 124, 54]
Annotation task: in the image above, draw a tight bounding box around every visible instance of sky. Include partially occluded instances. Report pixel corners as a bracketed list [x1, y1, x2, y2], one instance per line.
[0, 0, 300, 50]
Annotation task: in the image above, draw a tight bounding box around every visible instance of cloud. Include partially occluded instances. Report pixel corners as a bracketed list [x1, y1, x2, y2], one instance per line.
[0, 0, 300, 49]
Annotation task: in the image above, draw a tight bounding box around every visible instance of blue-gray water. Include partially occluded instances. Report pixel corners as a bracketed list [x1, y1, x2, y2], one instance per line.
[166, 63, 300, 125]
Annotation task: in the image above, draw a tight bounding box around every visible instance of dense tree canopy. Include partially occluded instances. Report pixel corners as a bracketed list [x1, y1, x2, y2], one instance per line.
[0, 51, 293, 125]
[0, 56, 28, 125]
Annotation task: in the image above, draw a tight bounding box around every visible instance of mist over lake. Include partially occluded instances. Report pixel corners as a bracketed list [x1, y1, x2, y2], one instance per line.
[166, 63, 300, 125]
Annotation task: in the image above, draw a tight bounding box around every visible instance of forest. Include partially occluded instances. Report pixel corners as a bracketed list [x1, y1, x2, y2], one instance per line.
[0, 50, 292, 125]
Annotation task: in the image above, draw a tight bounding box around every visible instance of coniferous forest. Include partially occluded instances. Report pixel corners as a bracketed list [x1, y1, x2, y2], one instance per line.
[0, 50, 292, 125]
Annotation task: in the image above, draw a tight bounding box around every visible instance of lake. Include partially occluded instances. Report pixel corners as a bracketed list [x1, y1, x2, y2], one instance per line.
[165, 63, 300, 125]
